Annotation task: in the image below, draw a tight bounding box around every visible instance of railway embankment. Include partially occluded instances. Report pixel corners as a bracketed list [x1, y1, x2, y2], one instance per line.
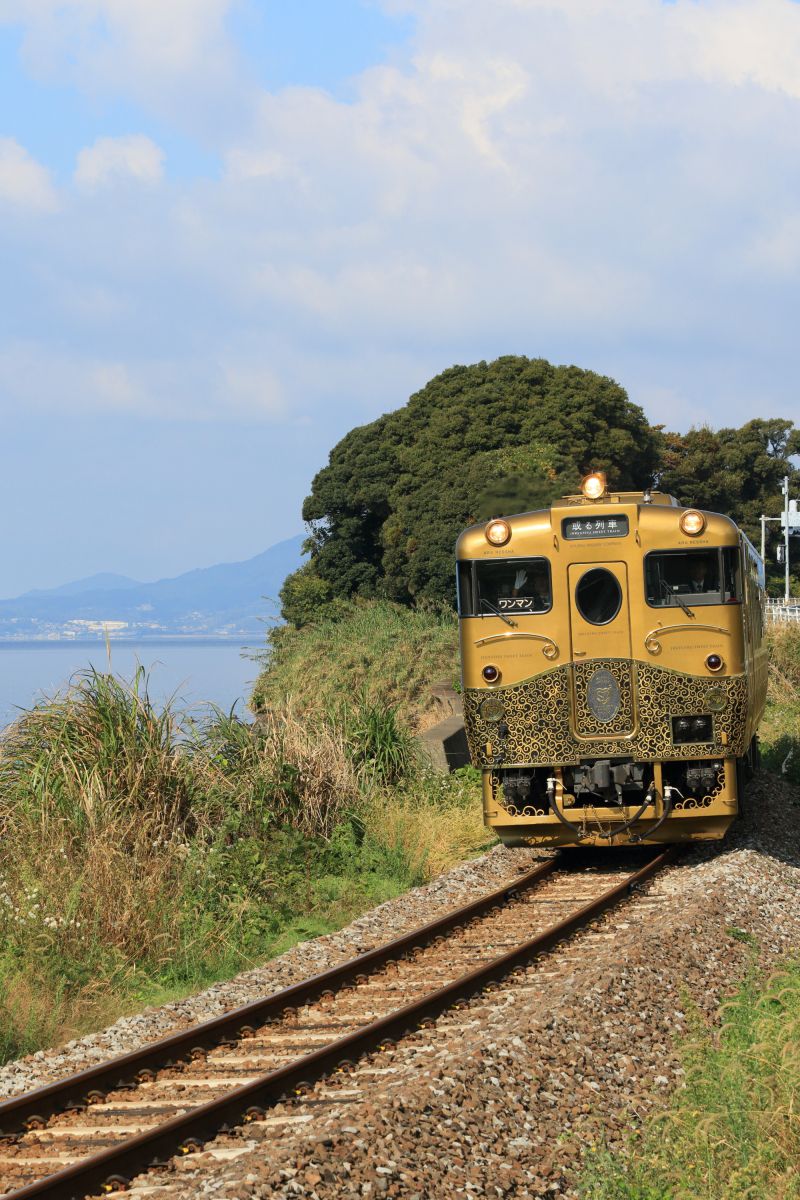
[0, 650, 487, 1062]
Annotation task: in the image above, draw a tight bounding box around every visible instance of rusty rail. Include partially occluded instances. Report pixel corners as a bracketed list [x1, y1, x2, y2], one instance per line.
[0, 857, 558, 1138]
[1, 846, 678, 1199]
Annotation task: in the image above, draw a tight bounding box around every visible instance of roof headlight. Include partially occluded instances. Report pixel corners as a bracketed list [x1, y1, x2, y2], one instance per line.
[581, 471, 607, 500]
[485, 519, 511, 546]
[679, 510, 706, 536]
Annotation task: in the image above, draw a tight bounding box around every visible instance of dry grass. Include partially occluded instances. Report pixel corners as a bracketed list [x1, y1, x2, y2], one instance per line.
[0, 662, 476, 1059]
[767, 625, 800, 703]
[207, 705, 359, 838]
[364, 769, 490, 882]
[0, 670, 368, 1057]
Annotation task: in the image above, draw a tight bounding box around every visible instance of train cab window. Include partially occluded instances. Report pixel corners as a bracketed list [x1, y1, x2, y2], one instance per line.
[645, 549, 742, 607]
[457, 558, 552, 616]
[575, 568, 622, 625]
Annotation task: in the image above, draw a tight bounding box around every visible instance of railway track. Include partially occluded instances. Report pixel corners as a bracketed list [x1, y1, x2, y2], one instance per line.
[0, 846, 677, 1200]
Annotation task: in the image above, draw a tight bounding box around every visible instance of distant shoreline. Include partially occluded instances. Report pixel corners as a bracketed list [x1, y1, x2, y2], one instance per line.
[0, 637, 258, 649]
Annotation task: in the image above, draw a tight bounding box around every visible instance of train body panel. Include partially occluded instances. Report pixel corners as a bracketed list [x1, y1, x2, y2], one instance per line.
[456, 484, 767, 847]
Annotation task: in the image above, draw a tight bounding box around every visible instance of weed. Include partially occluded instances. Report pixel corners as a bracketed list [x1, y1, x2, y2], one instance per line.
[579, 962, 800, 1200]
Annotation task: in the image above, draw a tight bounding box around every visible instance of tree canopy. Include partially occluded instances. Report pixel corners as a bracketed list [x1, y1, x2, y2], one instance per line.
[282, 357, 799, 624]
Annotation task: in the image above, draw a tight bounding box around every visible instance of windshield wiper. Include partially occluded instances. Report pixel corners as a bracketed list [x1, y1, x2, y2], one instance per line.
[479, 598, 517, 628]
[660, 579, 694, 619]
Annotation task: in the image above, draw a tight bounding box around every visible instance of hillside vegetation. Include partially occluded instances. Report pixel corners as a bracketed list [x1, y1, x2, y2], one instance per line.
[761, 623, 800, 785]
[251, 600, 459, 730]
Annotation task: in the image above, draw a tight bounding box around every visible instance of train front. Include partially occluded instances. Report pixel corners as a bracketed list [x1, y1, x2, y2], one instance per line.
[457, 475, 766, 847]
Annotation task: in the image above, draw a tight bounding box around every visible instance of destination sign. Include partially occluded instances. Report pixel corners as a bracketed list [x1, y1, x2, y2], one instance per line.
[562, 515, 629, 540]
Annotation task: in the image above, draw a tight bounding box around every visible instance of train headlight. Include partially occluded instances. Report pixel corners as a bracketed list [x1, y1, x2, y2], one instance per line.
[581, 471, 607, 500]
[485, 519, 511, 546]
[705, 654, 723, 672]
[679, 510, 706, 536]
[482, 664, 501, 683]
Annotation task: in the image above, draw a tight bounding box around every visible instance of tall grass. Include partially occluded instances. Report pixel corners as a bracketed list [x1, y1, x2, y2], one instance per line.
[195, 705, 357, 837]
[762, 626, 800, 786]
[367, 767, 491, 880]
[0, 661, 486, 1060]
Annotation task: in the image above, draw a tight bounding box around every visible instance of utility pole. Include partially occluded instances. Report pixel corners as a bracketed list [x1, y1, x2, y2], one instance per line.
[761, 476, 797, 601]
[781, 476, 792, 602]
[760, 513, 781, 570]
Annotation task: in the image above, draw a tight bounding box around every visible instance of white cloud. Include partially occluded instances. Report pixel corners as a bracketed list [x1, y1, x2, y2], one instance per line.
[74, 135, 165, 190]
[220, 364, 287, 420]
[0, 138, 58, 211]
[0, 0, 248, 138]
[748, 213, 800, 276]
[2, 0, 800, 432]
[0, 340, 291, 423]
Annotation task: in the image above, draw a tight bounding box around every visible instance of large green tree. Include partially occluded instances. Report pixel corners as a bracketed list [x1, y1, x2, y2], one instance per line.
[659, 418, 800, 593]
[284, 356, 663, 620]
[659, 419, 800, 542]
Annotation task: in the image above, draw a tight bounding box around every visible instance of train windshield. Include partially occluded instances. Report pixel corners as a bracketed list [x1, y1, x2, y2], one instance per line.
[458, 558, 552, 616]
[645, 548, 741, 607]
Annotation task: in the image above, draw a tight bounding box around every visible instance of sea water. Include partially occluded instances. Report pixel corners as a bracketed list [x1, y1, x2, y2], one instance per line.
[0, 639, 262, 728]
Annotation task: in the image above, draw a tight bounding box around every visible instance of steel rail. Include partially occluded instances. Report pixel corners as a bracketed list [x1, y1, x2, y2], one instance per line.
[0, 858, 559, 1137]
[2, 846, 677, 1200]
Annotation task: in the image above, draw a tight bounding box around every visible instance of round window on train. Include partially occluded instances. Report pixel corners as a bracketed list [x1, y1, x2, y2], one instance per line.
[575, 568, 622, 625]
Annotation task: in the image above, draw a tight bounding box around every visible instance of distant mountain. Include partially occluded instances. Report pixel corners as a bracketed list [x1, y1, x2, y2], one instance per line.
[21, 573, 141, 598]
[0, 536, 305, 639]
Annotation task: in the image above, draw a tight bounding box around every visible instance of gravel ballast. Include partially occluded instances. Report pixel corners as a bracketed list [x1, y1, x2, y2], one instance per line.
[3, 772, 798, 1198]
[0, 841, 544, 1099]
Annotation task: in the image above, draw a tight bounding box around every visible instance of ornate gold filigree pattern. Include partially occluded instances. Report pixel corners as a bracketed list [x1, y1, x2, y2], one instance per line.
[463, 660, 748, 768]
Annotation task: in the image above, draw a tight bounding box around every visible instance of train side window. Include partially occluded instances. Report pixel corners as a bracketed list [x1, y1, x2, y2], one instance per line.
[461, 558, 552, 616]
[456, 562, 474, 615]
[645, 550, 727, 607]
[722, 548, 742, 603]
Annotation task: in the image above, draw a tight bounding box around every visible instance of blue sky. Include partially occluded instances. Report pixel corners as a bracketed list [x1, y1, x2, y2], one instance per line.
[1, 0, 799, 595]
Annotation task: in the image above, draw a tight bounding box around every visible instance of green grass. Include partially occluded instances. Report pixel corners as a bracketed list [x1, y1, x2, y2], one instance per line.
[579, 961, 800, 1200]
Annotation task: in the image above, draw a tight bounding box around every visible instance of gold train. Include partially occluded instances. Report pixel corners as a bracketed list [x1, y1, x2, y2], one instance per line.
[456, 473, 767, 846]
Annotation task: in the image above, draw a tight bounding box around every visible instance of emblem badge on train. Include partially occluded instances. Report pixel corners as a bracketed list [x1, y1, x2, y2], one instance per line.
[586, 669, 621, 723]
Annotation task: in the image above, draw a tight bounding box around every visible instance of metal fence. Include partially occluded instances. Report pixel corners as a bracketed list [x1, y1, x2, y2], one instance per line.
[765, 599, 800, 624]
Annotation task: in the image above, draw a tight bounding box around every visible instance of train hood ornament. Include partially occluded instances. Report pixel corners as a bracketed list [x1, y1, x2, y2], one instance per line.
[586, 668, 621, 723]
